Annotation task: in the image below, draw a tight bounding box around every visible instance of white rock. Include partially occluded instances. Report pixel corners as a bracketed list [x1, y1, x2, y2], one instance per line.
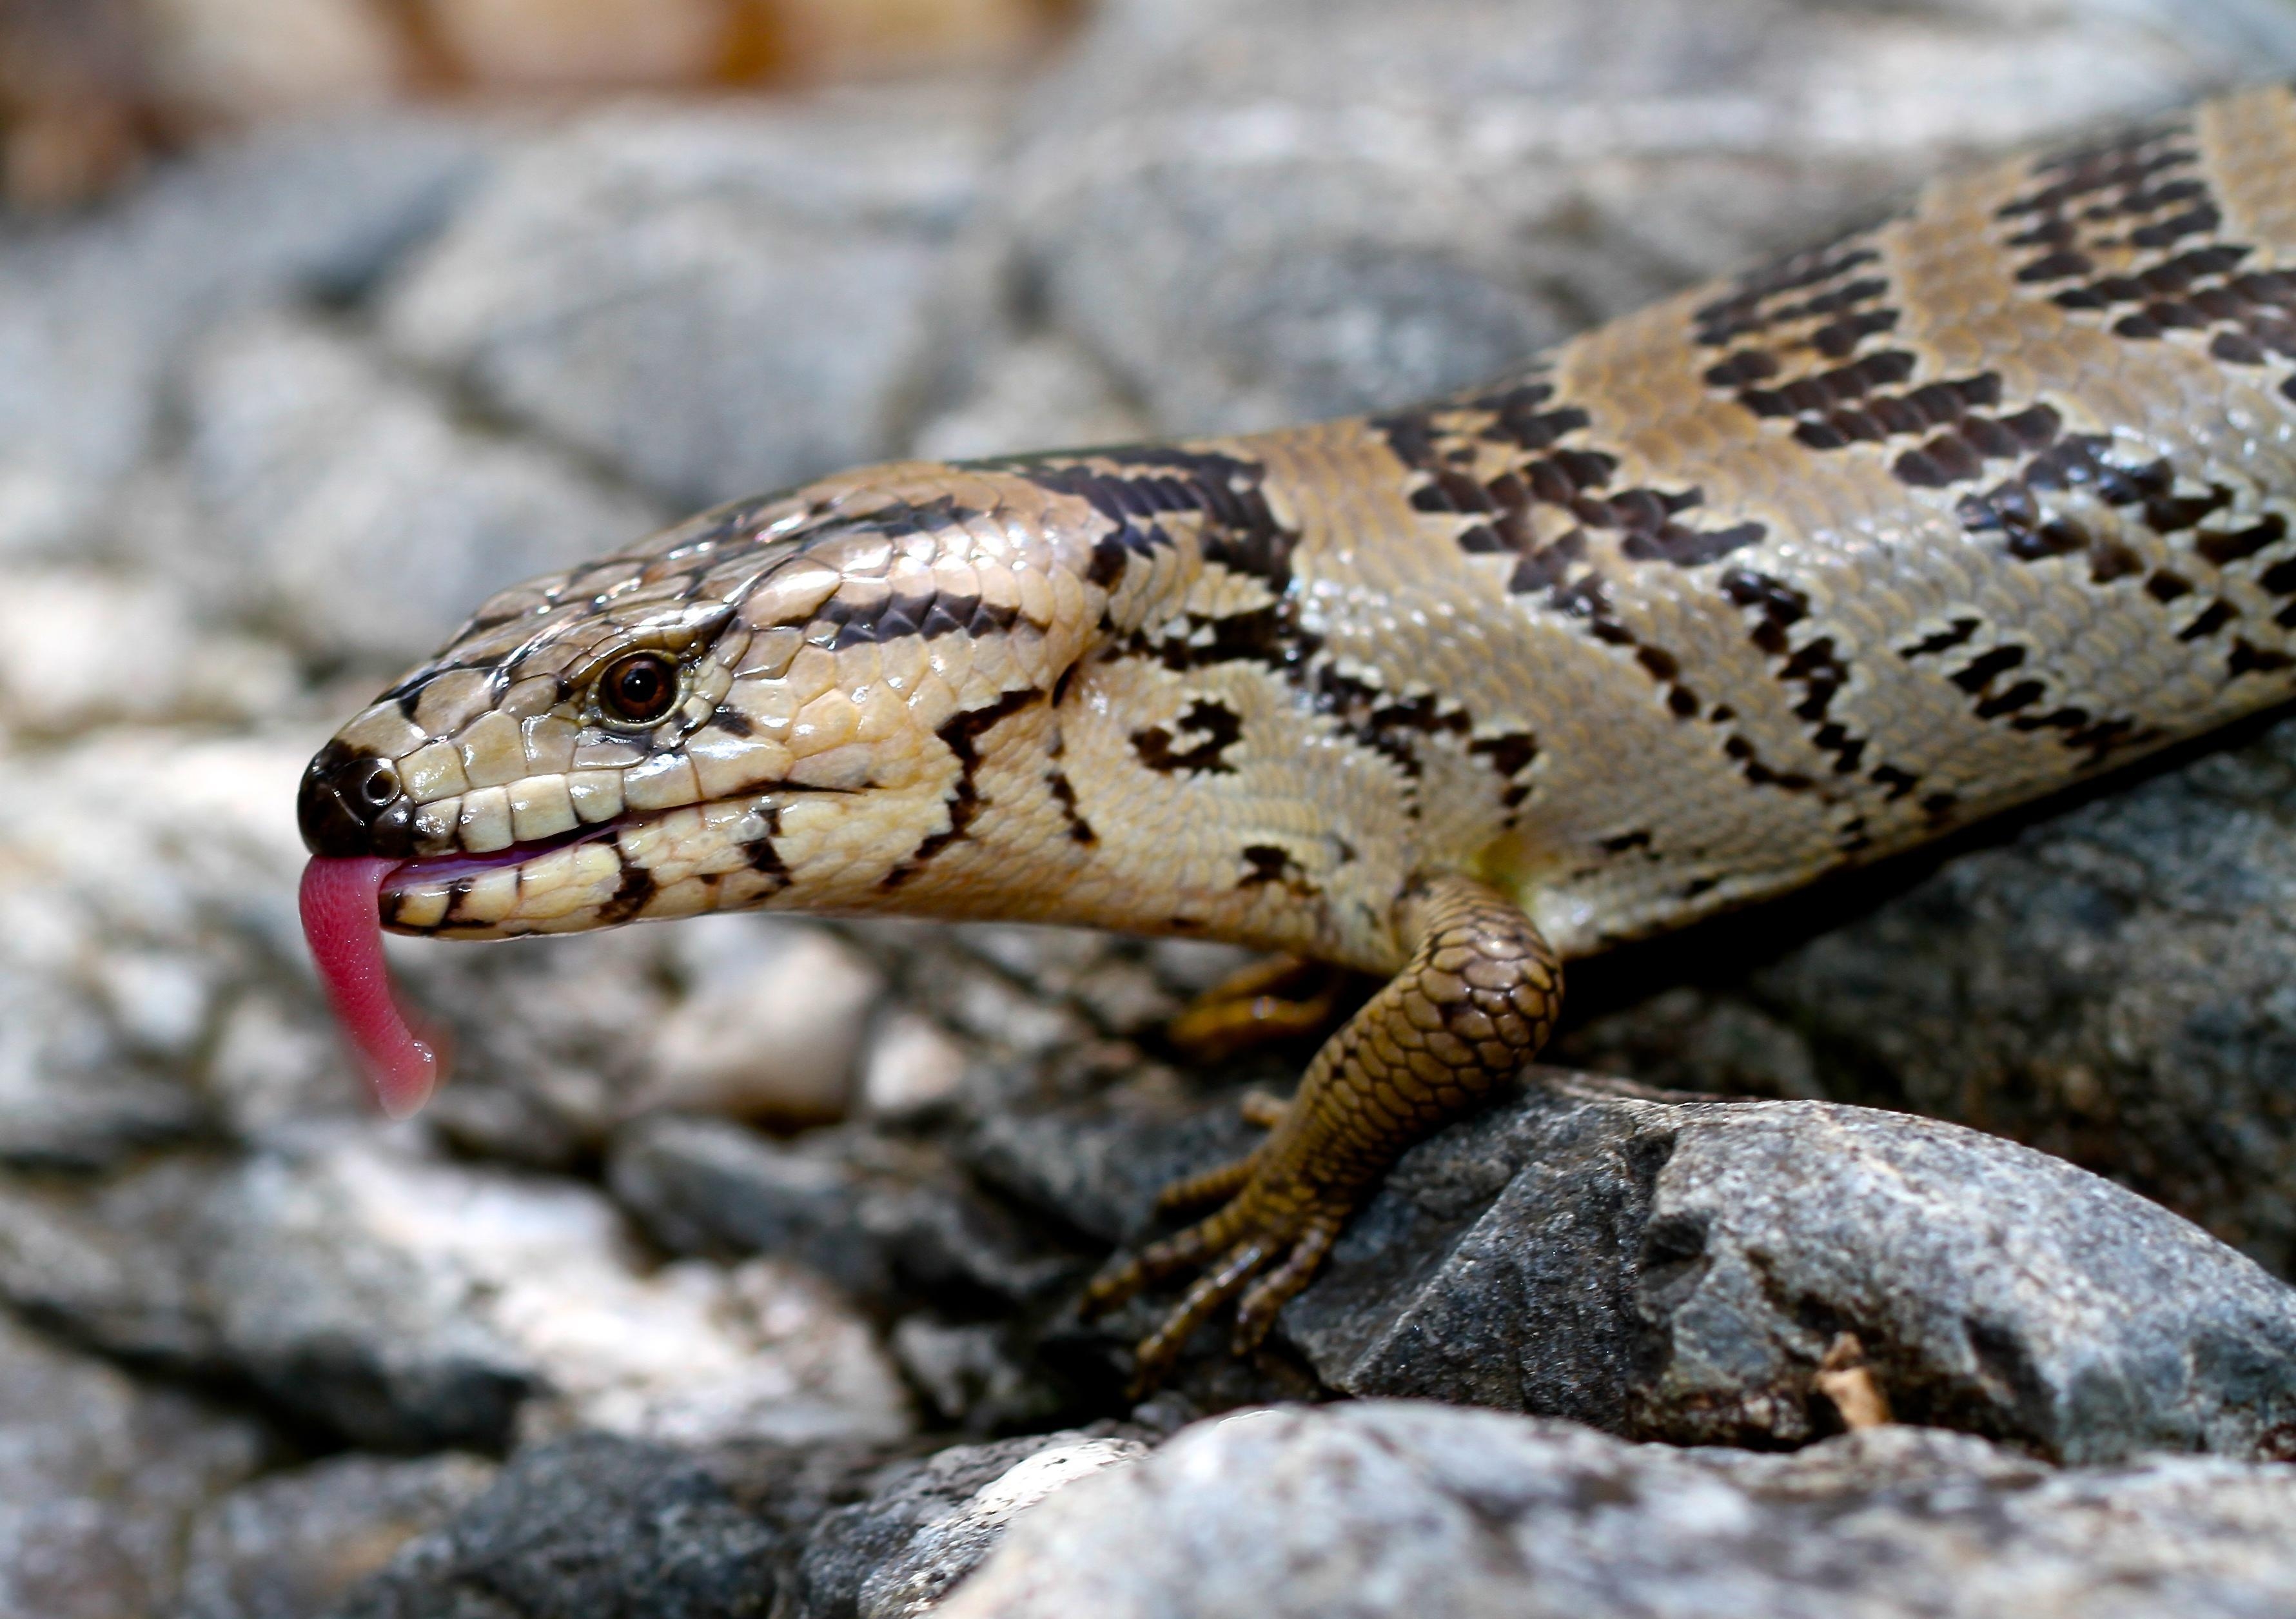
[634, 917, 885, 1125]
[939, 1403, 2296, 1619]
[860, 1011, 971, 1121]
[202, 1135, 916, 1450]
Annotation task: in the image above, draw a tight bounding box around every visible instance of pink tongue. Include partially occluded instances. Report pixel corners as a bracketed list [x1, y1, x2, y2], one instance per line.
[299, 857, 443, 1119]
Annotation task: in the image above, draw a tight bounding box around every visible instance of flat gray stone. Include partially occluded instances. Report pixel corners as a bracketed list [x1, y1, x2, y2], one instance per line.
[937, 1402, 2296, 1619]
[171, 309, 662, 665]
[382, 93, 1002, 509]
[327, 1435, 788, 1619]
[1281, 1075, 2296, 1464]
[1564, 709, 2296, 1281]
[0, 112, 493, 560]
[610, 1115, 1074, 1313]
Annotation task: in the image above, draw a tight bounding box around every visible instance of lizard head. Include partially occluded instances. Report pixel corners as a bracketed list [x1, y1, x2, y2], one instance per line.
[297, 462, 1100, 946]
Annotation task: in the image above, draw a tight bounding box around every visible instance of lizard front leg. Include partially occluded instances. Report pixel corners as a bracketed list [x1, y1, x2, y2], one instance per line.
[1085, 872, 1560, 1388]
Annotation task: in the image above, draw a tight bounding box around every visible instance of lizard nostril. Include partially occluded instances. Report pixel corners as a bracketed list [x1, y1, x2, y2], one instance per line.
[356, 760, 402, 809]
[299, 743, 415, 858]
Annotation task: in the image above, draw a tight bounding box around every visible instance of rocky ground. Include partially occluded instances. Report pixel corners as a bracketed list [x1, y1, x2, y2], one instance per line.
[8, 0, 2296, 1614]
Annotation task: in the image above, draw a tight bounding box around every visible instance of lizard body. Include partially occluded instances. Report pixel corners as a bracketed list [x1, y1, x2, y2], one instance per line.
[302, 86, 2296, 1380]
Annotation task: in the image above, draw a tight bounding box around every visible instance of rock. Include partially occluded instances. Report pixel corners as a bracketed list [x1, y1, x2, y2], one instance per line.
[982, 1072, 2296, 1462]
[1277, 1075, 2296, 1463]
[329, 1433, 792, 1619]
[172, 309, 664, 666]
[178, 1452, 498, 1619]
[0, 567, 296, 736]
[858, 1011, 973, 1123]
[0, 112, 491, 560]
[382, 93, 1003, 509]
[1005, 0, 2296, 435]
[610, 1114, 1075, 1311]
[787, 1429, 1148, 1619]
[633, 919, 885, 1126]
[406, 916, 897, 1165]
[0, 728, 322, 1168]
[965, 1079, 1269, 1251]
[908, 335, 1152, 465]
[0, 1311, 268, 1619]
[890, 1317, 1062, 1434]
[937, 1401, 2296, 1619]
[1560, 709, 2296, 1281]
[0, 1134, 914, 1451]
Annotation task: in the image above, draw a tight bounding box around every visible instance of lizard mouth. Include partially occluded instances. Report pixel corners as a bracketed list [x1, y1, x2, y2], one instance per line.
[377, 820, 620, 895]
[301, 816, 640, 1120]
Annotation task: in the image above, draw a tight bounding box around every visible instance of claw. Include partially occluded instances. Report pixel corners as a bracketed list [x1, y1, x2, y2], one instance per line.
[1129, 1238, 1273, 1393]
[1084, 873, 1560, 1391]
[1079, 1251, 1146, 1319]
[1232, 1218, 1337, 1353]
[1085, 1159, 1340, 1389]
[1082, 1195, 1243, 1318]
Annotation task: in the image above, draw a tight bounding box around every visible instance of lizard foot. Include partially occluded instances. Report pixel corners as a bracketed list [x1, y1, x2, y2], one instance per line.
[1166, 954, 1344, 1064]
[1085, 875, 1560, 1393]
[1082, 1168, 1347, 1391]
[1144, 1089, 1290, 1217]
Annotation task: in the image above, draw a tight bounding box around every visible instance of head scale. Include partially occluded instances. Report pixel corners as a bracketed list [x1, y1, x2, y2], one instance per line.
[298, 462, 1103, 939]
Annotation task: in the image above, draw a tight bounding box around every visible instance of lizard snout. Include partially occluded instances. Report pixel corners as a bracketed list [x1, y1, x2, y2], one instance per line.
[298, 741, 415, 859]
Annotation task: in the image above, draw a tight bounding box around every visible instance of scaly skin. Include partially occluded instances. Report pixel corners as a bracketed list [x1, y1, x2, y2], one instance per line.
[303, 85, 2296, 1381]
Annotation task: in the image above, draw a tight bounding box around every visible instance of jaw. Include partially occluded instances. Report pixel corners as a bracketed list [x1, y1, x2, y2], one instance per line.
[377, 797, 792, 938]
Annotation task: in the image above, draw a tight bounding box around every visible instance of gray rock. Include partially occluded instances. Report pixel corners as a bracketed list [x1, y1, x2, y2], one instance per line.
[631, 925, 884, 1126]
[787, 1430, 1148, 1619]
[406, 914, 888, 1170]
[0, 112, 493, 560]
[0, 1311, 268, 1619]
[0, 1134, 912, 1452]
[609, 1115, 1075, 1312]
[0, 567, 298, 738]
[1561, 709, 2296, 1281]
[171, 309, 663, 666]
[0, 729, 322, 1170]
[328, 1435, 788, 1619]
[382, 93, 1002, 510]
[1283, 1076, 2296, 1464]
[986, 1072, 2296, 1462]
[908, 335, 1151, 465]
[889, 1317, 1063, 1435]
[1005, 0, 2296, 435]
[0, 724, 910, 1169]
[937, 1401, 2296, 1619]
[179, 1452, 498, 1619]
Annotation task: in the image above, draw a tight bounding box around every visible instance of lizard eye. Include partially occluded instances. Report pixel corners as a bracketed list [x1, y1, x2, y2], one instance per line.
[596, 652, 680, 726]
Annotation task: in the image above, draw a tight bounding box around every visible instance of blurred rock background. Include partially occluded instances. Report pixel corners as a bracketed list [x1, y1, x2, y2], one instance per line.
[6, 0, 2296, 1614]
[0, 0, 1077, 208]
